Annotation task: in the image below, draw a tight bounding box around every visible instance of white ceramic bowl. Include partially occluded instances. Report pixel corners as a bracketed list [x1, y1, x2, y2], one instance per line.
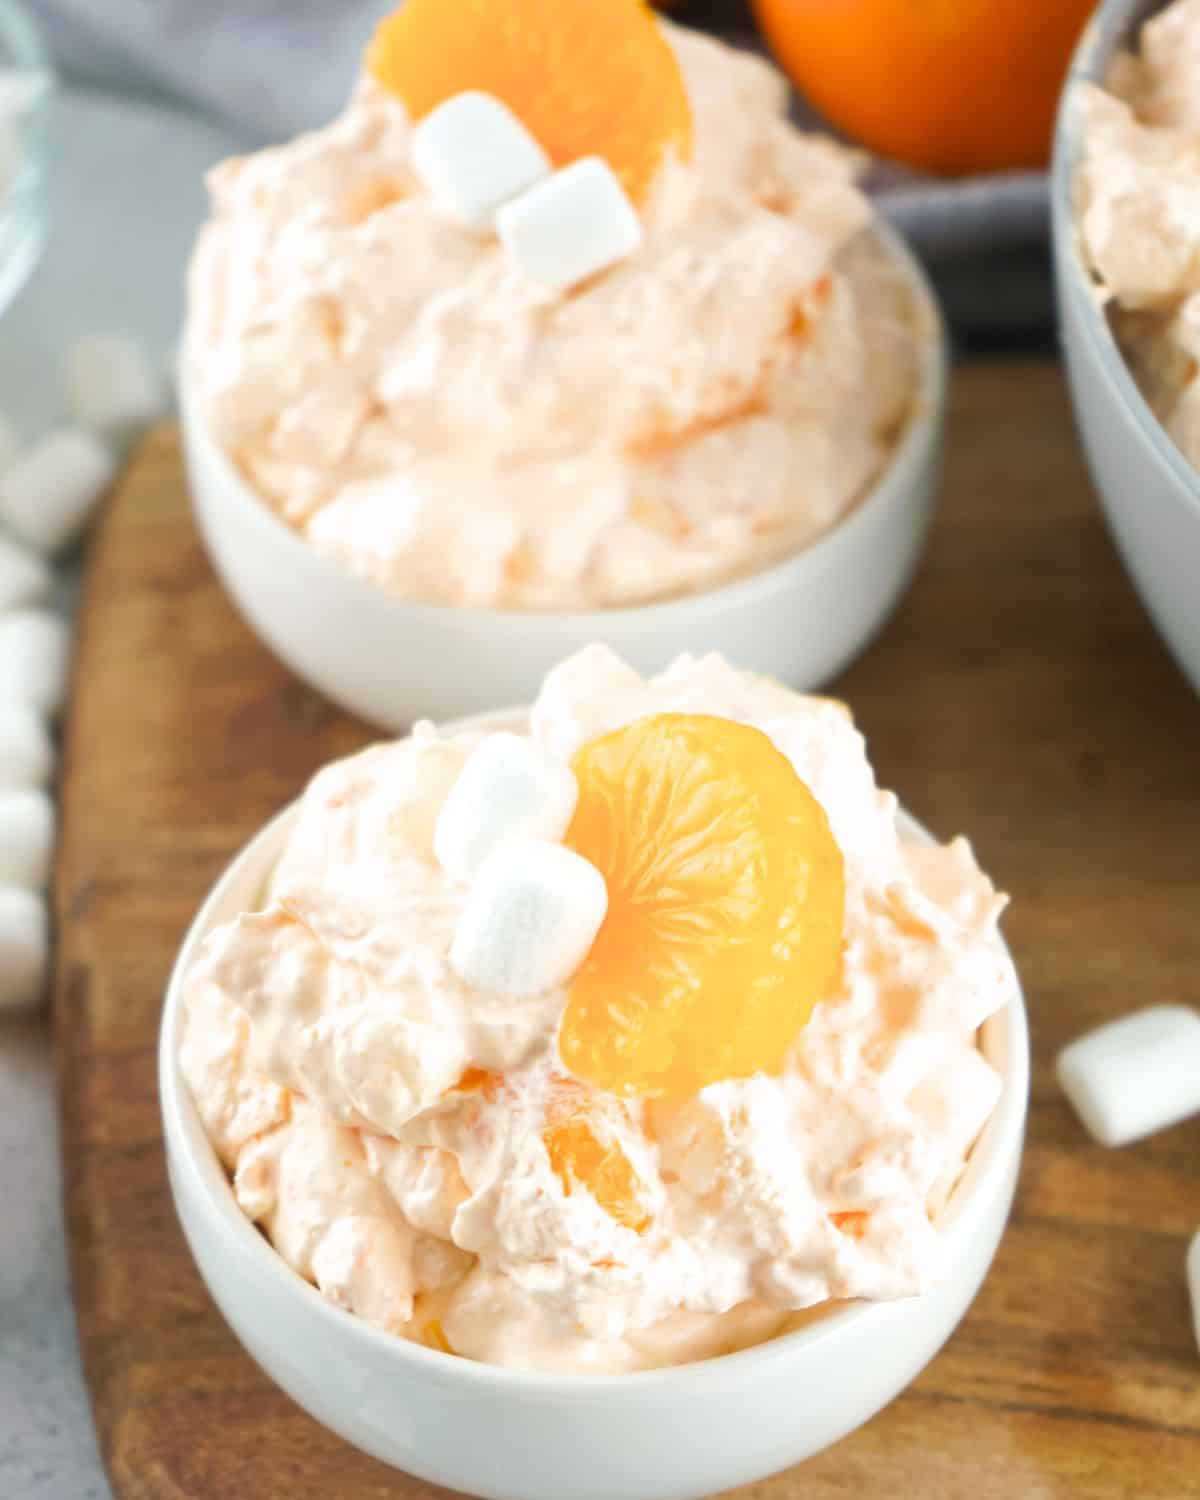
[159, 709, 1028, 1500]
[182, 226, 947, 731]
[1053, 0, 1200, 695]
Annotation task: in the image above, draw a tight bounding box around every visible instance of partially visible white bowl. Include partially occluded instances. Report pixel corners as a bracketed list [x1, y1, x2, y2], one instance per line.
[182, 225, 947, 730]
[0, 0, 53, 321]
[159, 709, 1028, 1500]
[1053, 0, 1200, 695]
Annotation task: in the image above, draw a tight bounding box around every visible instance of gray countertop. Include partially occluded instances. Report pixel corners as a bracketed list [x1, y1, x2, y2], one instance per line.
[0, 87, 243, 1500]
[0, 1011, 106, 1500]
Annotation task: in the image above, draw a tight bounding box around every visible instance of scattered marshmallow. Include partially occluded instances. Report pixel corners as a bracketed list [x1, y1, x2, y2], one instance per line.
[65, 334, 164, 443]
[435, 733, 578, 881]
[1189, 1231, 1200, 1358]
[0, 887, 48, 1012]
[0, 409, 18, 471]
[0, 427, 116, 556]
[0, 610, 71, 717]
[498, 156, 644, 293]
[1056, 1004, 1200, 1147]
[0, 789, 54, 889]
[0, 706, 53, 789]
[412, 90, 551, 230]
[450, 838, 607, 998]
[0, 531, 52, 613]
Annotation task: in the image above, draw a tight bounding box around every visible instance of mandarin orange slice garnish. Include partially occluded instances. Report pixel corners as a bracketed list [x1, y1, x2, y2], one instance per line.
[367, 0, 692, 203]
[543, 1108, 651, 1234]
[560, 714, 845, 1100]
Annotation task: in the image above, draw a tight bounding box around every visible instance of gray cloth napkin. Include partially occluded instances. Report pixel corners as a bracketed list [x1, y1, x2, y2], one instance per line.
[38, 0, 391, 141]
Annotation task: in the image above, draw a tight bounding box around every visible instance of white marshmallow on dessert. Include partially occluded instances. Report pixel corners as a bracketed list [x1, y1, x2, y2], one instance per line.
[450, 837, 607, 997]
[0, 428, 116, 556]
[497, 155, 643, 292]
[0, 610, 71, 717]
[1189, 1230, 1200, 1358]
[65, 333, 164, 443]
[0, 886, 48, 1012]
[0, 409, 19, 471]
[0, 706, 53, 790]
[0, 532, 53, 614]
[411, 91, 551, 230]
[1056, 1004, 1200, 1147]
[434, 732, 578, 881]
[0, 788, 54, 889]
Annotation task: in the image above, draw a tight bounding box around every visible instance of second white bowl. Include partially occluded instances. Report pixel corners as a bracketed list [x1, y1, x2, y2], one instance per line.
[160, 711, 1027, 1500]
[182, 227, 947, 730]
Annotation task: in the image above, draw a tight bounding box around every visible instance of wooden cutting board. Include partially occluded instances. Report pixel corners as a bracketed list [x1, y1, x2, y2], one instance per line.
[55, 359, 1200, 1500]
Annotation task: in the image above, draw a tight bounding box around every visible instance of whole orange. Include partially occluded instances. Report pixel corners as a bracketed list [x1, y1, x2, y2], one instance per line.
[749, 0, 1096, 175]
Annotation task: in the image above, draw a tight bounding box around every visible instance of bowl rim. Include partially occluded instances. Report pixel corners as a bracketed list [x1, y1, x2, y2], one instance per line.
[1050, 0, 1200, 522]
[181, 218, 949, 629]
[0, 0, 55, 270]
[158, 706, 1030, 1397]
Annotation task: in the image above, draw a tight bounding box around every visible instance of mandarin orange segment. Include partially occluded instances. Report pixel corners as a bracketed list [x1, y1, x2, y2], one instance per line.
[422, 1318, 455, 1354]
[560, 714, 845, 1099]
[367, 0, 692, 202]
[543, 1114, 651, 1233]
[455, 1066, 500, 1093]
[831, 1211, 869, 1239]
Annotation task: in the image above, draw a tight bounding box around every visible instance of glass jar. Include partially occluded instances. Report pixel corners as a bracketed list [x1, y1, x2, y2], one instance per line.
[0, 0, 53, 321]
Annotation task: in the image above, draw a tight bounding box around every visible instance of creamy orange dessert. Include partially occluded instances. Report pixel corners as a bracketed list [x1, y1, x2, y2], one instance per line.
[185, 0, 928, 611]
[1075, 0, 1200, 468]
[180, 648, 1015, 1373]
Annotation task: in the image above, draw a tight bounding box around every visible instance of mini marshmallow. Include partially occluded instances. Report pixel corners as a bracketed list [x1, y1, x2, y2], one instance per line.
[0, 532, 52, 613]
[450, 838, 607, 998]
[0, 706, 53, 789]
[0, 428, 116, 555]
[498, 156, 643, 293]
[65, 333, 164, 442]
[0, 409, 18, 471]
[1056, 1004, 1200, 1147]
[0, 887, 48, 1012]
[411, 91, 551, 230]
[0, 789, 54, 889]
[0, 610, 71, 717]
[1189, 1231, 1200, 1358]
[435, 732, 578, 881]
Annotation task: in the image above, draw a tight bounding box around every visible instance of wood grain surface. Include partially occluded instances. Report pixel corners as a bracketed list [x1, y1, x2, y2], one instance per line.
[55, 359, 1200, 1499]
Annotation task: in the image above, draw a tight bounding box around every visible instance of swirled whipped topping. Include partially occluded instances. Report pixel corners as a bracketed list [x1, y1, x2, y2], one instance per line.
[185, 23, 926, 611]
[1074, 0, 1200, 466]
[180, 648, 1014, 1373]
